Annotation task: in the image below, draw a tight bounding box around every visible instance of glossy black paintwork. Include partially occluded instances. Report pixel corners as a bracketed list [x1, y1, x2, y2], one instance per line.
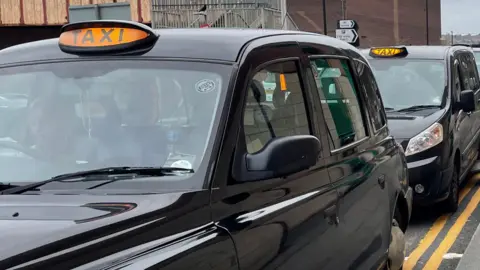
[387, 109, 446, 140]
[0, 190, 240, 269]
[0, 28, 410, 270]
[0, 29, 352, 66]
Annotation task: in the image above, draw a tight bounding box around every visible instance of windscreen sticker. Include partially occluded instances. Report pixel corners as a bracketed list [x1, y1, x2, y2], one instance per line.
[171, 160, 193, 169]
[195, 79, 216, 93]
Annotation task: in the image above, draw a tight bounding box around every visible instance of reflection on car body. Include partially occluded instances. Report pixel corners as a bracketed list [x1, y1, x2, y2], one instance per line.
[362, 45, 480, 212]
[0, 20, 410, 270]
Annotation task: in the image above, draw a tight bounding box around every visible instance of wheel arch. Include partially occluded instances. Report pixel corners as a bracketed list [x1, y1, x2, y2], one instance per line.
[393, 192, 409, 232]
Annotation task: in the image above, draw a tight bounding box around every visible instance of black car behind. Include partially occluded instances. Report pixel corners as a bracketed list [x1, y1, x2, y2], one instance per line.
[362, 46, 480, 212]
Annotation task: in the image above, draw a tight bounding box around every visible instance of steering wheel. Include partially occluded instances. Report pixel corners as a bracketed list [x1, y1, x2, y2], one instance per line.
[0, 141, 39, 159]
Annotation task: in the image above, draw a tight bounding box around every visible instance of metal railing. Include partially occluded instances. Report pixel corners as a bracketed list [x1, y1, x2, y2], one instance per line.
[151, 0, 298, 30]
[151, 7, 298, 30]
[152, 0, 281, 11]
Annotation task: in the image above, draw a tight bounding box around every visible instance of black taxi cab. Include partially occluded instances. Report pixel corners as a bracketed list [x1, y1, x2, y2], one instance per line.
[0, 20, 411, 270]
[362, 46, 480, 212]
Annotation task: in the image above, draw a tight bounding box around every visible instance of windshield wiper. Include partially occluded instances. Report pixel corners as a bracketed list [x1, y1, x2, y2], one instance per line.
[0, 166, 194, 195]
[395, 105, 441, 112]
[384, 107, 395, 111]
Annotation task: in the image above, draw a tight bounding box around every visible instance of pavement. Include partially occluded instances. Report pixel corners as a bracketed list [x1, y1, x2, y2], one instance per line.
[456, 223, 480, 269]
[402, 162, 480, 270]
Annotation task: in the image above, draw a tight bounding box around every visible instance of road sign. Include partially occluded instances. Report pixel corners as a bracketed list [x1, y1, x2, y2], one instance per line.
[338, 20, 356, 29]
[336, 29, 359, 44]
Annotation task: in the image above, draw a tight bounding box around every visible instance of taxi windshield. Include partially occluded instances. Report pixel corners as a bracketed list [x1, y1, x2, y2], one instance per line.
[0, 60, 229, 187]
[369, 59, 446, 111]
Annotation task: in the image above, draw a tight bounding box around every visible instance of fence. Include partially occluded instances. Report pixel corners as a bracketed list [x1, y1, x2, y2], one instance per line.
[151, 0, 298, 30]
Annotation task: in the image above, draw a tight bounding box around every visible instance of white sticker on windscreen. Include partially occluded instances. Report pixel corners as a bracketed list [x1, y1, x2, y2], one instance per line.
[195, 79, 216, 93]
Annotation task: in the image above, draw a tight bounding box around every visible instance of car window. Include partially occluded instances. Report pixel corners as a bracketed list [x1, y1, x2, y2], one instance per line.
[243, 60, 310, 154]
[459, 54, 473, 90]
[0, 60, 230, 186]
[474, 51, 480, 71]
[310, 58, 367, 149]
[355, 61, 387, 130]
[465, 53, 479, 90]
[369, 59, 445, 110]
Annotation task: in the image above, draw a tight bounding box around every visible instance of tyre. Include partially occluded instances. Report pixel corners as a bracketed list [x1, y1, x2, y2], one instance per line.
[388, 208, 406, 270]
[442, 164, 459, 213]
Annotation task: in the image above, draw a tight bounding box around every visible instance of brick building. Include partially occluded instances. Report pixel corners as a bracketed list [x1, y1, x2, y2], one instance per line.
[288, 0, 441, 47]
[0, 0, 441, 49]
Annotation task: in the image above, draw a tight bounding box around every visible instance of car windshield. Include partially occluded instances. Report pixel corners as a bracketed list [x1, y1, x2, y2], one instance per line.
[369, 59, 446, 111]
[0, 60, 229, 187]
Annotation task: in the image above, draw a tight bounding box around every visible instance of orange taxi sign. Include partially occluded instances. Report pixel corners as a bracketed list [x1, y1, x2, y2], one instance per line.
[369, 47, 408, 58]
[59, 27, 149, 47]
[58, 20, 157, 55]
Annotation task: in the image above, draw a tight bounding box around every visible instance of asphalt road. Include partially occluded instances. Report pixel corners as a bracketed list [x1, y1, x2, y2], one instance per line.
[403, 165, 480, 270]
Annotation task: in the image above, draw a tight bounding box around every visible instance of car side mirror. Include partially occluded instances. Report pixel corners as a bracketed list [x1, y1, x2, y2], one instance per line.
[239, 135, 320, 182]
[460, 90, 475, 112]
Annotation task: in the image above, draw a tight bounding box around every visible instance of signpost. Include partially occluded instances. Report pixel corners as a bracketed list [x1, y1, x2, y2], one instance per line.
[336, 19, 360, 47]
[68, 2, 131, 22]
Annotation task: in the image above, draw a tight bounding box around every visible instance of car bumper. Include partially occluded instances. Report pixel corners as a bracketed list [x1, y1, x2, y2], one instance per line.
[407, 156, 453, 205]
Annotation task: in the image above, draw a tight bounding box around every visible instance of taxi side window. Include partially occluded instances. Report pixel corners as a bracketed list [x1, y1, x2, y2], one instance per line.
[243, 61, 310, 154]
[465, 53, 480, 90]
[355, 60, 387, 131]
[310, 58, 367, 149]
[459, 54, 473, 90]
[453, 61, 463, 101]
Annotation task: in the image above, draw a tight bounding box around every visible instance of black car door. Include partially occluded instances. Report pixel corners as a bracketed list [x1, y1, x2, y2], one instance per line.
[307, 55, 393, 269]
[461, 52, 480, 167]
[454, 53, 476, 173]
[210, 38, 340, 270]
[466, 52, 480, 161]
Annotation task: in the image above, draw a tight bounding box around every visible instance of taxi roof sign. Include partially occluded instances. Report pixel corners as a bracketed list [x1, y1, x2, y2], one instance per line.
[369, 47, 408, 58]
[59, 20, 158, 55]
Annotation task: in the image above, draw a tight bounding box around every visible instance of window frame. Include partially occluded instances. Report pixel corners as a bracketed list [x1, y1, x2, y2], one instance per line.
[354, 59, 388, 134]
[240, 57, 314, 153]
[308, 55, 371, 154]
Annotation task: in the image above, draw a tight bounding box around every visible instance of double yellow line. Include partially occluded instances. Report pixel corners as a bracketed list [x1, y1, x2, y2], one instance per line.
[404, 174, 480, 270]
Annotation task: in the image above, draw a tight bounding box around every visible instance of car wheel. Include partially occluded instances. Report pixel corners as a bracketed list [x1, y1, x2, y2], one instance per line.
[442, 165, 459, 213]
[388, 209, 405, 270]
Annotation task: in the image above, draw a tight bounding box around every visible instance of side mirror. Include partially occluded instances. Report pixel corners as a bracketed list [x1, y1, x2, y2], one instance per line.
[460, 90, 476, 112]
[240, 135, 321, 182]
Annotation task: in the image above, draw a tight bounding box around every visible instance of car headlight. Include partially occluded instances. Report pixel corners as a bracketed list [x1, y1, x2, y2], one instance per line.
[405, 123, 443, 156]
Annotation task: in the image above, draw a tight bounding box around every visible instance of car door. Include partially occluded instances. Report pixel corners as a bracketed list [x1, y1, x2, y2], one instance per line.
[454, 53, 476, 173]
[210, 39, 341, 270]
[307, 55, 392, 269]
[463, 52, 480, 163]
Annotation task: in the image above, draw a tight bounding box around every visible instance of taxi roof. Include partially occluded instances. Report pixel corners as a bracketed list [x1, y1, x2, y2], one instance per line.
[0, 28, 346, 66]
[361, 46, 469, 60]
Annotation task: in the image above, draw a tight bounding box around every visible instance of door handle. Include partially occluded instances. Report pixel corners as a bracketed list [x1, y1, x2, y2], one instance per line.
[324, 204, 339, 226]
[378, 175, 386, 189]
